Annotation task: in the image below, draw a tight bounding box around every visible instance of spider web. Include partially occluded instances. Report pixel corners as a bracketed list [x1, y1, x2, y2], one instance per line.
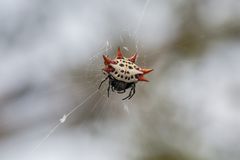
[30, 0, 151, 155]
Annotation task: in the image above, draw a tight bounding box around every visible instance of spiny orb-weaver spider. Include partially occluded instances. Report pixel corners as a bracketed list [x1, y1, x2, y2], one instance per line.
[98, 47, 153, 100]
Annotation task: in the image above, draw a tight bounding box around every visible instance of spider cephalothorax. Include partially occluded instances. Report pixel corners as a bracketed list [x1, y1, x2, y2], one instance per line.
[99, 47, 153, 100]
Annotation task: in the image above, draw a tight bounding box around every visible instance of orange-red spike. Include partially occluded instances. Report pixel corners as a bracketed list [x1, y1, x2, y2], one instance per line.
[137, 74, 149, 82]
[103, 66, 114, 73]
[103, 55, 114, 65]
[116, 47, 123, 59]
[128, 53, 137, 63]
[141, 68, 153, 75]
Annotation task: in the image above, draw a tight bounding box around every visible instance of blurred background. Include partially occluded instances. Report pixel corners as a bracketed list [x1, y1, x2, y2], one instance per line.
[0, 0, 240, 159]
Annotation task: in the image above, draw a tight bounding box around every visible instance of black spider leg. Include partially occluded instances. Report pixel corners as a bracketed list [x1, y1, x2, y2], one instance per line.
[117, 90, 126, 94]
[107, 78, 111, 97]
[122, 83, 135, 100]
[122, 89, 132, 100]
[108, 75, 115, 93]
[98, 75, 109, 89]
[127, 84, 136, 99]
[111, 85, 115, 92]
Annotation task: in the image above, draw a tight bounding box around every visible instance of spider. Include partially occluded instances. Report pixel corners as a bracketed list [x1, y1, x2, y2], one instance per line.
[98, 47, 153, 100]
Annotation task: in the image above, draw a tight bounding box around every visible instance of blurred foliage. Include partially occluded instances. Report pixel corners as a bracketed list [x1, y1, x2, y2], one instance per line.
[142, 152, 197, 160]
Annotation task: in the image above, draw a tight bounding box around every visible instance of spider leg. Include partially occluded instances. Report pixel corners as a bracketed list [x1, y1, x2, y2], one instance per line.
[122, 90, 132, 100]
[107, 78, 111, 97]
[128, 84, 136, 99]
[122, 84, 135, 100]
[98, 76, 109, 89]
[111, 85, 115, 92]
[122, 89, 132, 100]
[117, 90, 126, 94]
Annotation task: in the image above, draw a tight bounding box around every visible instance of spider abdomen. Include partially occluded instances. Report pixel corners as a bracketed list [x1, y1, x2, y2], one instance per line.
[109, 58, 142, 83]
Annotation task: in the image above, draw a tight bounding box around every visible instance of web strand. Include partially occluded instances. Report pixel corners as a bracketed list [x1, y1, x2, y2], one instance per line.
[134, 0, 151, 37]
[31, 89, 99, 154]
